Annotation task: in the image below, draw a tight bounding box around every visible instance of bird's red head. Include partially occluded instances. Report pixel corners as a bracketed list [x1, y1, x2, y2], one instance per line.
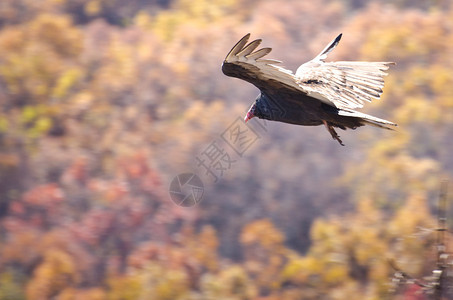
[244, 103, 256, 123]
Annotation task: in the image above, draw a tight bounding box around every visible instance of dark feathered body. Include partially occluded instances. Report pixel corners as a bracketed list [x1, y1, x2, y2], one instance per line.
[253, 89, 364, 130]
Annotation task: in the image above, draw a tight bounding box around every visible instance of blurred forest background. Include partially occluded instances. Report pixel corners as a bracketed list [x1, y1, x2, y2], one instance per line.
[1, 0, 453, 299]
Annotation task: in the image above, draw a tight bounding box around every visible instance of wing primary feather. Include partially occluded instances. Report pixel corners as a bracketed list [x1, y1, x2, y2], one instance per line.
[345, 73, 385, 86]
[225, 33, 250, 61]
[237, 39, 262, 57]
[257, 58, 281, 64]
[316, 33, 342, 61]
[246, 48, 272, 60]
[354, 84, 382, 96]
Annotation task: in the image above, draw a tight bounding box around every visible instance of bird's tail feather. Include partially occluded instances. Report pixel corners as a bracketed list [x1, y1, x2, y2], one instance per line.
[338, 109, 397, 130]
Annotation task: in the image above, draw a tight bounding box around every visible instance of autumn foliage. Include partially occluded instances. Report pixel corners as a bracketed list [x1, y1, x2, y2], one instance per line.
[0, 0, 452, 299]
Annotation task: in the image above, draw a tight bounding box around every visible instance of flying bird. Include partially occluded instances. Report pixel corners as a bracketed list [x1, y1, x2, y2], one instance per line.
[221, 33, 396, 146]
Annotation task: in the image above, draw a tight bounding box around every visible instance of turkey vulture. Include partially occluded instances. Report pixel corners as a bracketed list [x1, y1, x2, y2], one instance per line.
[222, 33, 396, 145]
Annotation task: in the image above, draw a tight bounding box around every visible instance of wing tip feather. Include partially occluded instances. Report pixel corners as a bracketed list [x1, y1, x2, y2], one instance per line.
[224, 33, 276, 64]
[224, 33, 251, 61]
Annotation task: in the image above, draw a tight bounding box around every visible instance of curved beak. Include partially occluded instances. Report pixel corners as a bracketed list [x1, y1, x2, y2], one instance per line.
[244, 111, 253, 123]
[244, 104, 256, 123]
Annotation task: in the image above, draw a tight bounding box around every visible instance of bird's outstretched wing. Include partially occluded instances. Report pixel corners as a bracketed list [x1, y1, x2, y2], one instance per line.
[223, 34, 394, 111]
[222, 34, 302, 91]
[295, 34, 395, 110]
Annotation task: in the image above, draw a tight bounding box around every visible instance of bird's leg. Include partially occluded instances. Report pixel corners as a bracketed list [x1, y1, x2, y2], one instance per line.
[322, 120, 344, 146]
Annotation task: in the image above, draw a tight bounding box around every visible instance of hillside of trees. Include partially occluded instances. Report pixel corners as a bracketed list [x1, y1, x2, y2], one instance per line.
[0, 0, 452, 299]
